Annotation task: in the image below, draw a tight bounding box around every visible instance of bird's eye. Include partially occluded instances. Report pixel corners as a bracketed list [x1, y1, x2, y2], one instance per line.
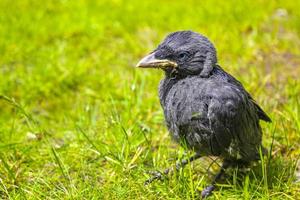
[178, 52, 188, 60]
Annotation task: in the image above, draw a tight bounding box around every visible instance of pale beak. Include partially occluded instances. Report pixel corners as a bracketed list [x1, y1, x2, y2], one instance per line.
[136, 52, 177, 69]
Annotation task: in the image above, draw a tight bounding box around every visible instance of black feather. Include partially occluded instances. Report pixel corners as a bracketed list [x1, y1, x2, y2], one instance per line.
[143, 30, 271, 162]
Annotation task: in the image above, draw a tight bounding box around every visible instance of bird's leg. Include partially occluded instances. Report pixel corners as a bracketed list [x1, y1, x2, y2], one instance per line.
[175, 152, 201, 170]
[144, 153, 201, 186]
[201, 159, 231, 198]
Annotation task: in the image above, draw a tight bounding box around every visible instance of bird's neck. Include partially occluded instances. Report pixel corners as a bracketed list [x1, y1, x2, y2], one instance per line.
[159, 65, 230, 106]
[158, 76, 179, 107]
[164, 69, 188, 80]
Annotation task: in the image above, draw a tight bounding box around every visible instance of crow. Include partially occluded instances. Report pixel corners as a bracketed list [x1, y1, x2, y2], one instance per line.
[136, 30, 271, 198]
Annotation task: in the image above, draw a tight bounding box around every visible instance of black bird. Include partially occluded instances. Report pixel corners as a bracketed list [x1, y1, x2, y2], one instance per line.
[136, 30, 271, 198]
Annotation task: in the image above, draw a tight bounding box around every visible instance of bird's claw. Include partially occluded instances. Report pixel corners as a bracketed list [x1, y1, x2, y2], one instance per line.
[144, 170, 164, 186]
[144, 168, 172, 186]
[201, 185, 215, 199]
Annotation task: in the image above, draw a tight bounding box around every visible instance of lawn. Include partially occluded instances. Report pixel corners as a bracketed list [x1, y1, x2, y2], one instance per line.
[0, 0, 300, 199]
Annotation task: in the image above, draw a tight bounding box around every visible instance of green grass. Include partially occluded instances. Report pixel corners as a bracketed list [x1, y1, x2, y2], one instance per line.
[0, 0, 300, 199]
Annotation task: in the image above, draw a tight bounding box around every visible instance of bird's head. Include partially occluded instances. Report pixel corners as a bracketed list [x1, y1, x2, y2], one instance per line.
[136, 30, 217, 77]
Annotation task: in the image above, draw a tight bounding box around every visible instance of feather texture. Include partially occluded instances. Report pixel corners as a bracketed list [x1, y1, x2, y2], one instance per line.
[159, 66, 270, 161]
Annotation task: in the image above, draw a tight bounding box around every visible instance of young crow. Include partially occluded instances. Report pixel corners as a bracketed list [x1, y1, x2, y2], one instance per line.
[136, 30, 271, 198]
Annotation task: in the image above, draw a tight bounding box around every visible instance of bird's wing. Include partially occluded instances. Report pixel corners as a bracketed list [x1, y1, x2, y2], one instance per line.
[214, 65, 271, 123]
[206, 83, 263, 160]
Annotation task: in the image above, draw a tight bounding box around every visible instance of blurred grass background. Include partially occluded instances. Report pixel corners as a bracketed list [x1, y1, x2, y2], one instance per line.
[0, 0, 300, 199]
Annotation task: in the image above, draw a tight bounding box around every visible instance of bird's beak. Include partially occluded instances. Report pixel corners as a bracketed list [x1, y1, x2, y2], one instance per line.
[136, 52, 177, 69]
